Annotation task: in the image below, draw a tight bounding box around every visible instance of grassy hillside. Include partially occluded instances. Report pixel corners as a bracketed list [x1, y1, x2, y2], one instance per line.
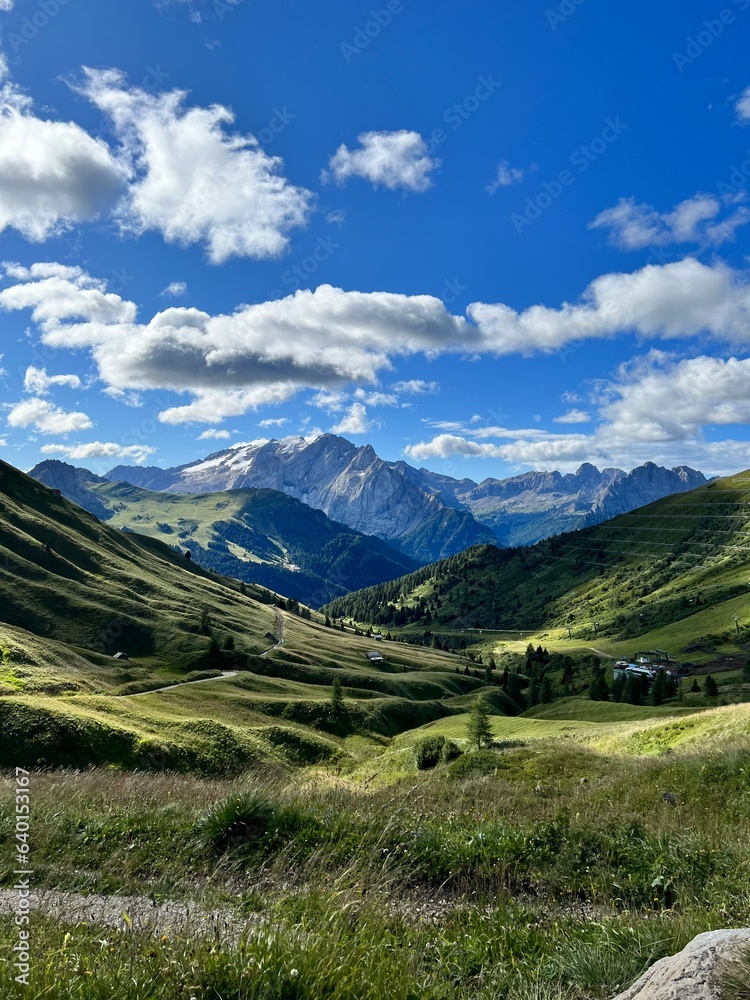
[324, 471, 750, 661]
[0, 459, 485, 771]
[30, 461, 418, 605]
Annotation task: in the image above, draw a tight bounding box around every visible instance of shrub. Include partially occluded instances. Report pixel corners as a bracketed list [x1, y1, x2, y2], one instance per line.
[446, 749, 501, 778]
[438, 739, 462, 764]
[198, 792, 275, 853]
[414, 735, 446, 769]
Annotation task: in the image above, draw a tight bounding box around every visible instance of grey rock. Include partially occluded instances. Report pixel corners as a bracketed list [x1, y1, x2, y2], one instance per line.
[612, 929, 750, 1000]
[101, 435, 707, 560]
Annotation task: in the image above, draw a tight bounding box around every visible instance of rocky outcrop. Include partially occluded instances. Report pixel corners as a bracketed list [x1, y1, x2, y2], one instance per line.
[103, 435, 707, 560]
[612, 929, 750, 1000]
[106, 435, 496, 563]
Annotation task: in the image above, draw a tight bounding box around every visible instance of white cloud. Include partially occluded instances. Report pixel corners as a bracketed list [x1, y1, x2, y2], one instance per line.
[6, 398, 92, 435]
[40, 441, 155, 463]
[77, 68, 312, 264]
[467, 257, 750, 355]
[309, 390, 348, 412]
[487, 160, 524, 193]
[161, 281, 187, 297]
[736, 86, 750, 122]
[102, 386, 143, 406]
[0, 81, 126, 242]
[23, 366, 82, 394]
[7, 257, 750, 426]
[258, 417, 289, 428]
[590, 194, 750, 250]
[406, 352, 750, 475]
[393, 379, 440, 394]
[198, 428, 231, 440]
[0, 2, 14, 11]
[324, 131, 439, 193]
[330, 402, 370, 435]
[554, 409, 592, 424]
[353, 388, 398, 407]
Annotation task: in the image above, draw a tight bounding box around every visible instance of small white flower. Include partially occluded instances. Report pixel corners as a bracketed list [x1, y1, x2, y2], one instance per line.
[290, 969, 300, 978]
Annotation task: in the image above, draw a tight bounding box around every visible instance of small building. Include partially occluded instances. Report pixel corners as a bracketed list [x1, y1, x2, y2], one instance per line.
[373, 633, 383, 641]
[366, 651, 385, 664]
[112, 651, 130, 661]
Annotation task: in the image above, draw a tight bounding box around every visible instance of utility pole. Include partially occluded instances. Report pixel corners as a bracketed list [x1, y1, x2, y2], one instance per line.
[733, 616, 740, 636]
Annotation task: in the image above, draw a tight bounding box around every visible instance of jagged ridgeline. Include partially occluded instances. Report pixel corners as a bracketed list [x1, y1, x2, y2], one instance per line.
[29, 460, 419, 607]
[323, 472, 750, 647]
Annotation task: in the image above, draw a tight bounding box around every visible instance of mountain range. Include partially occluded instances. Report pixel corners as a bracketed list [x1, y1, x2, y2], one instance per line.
[104, 435, 707, 558]
[29, 460, 418, 607]
[324, 470, 750, 655]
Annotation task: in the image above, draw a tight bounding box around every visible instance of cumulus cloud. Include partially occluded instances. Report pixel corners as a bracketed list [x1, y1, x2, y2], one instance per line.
[553, 409, 591, 424]
[77, 68, 312, 263]
[330, 402, 370, 435]
[487, 160, 524, 194]
[0, 80, 126, 242]
[161, 281, 187, 297]
[6, 257, 750, 425]
[353, 388, 398, 407]
[324, 131, 439, 192]
[406, 352, 750, 475]
[467, 257, 750, 355]
[6, 398, 93, 435]
[0, 2, 14, 11]
[23, 366, 82, 394]
[736, 86, 750, 122]
[590, 194, 750, 250]
[40, 441, 155, 463]
[198, 428, 231, 440]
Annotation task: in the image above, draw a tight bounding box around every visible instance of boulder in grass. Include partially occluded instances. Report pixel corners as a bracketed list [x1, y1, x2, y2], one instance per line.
[612, 929, 750, 1000]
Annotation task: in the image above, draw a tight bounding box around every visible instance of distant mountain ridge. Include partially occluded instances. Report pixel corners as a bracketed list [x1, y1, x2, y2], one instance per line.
[104, 435, 707, 554]
[29, 459, 419, 607]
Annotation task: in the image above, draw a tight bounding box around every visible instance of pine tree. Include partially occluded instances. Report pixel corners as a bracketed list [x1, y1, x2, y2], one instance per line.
[623, 674, 642, 706]
[466, 696, 493, 749]
[540, 674, 553, 704]
[330, 676, 345, 715]
[650, 670, 667, 706]
[704, 675, 719, 698]
[743, 659, 750, 684]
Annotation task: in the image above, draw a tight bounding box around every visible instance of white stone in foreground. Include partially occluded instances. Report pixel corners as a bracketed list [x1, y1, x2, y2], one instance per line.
[613, 929, 750, 1000]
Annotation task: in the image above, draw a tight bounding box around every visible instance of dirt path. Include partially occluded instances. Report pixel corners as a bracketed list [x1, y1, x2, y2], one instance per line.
[260, 608, 285, 658]
[0, 888, 258, 940]
[589, 647, 618, 659]
[125, 671, 238, 697]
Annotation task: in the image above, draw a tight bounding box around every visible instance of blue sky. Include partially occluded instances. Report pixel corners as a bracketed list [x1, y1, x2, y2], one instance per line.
[0, 0, 749, 481]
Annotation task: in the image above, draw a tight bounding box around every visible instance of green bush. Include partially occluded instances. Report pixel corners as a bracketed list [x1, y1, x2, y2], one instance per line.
[440, 739, 463, 763]
[414, 735, 445, 769]
[446, 749, 501, 778]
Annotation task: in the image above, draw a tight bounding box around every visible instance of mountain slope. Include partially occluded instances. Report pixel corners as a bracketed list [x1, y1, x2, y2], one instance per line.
[106, 436, 706, 555]
[106, 435, 498, 562]
[29, 460, 418, 606]
[0, 459, 490, 771]
[324, 471, 750, 657]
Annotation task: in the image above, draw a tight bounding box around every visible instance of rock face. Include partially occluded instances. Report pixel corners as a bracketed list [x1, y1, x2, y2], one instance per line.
[104, 434, 708, 561]
[106, 435, 496, 563]
[612, 929, 750, 1000]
